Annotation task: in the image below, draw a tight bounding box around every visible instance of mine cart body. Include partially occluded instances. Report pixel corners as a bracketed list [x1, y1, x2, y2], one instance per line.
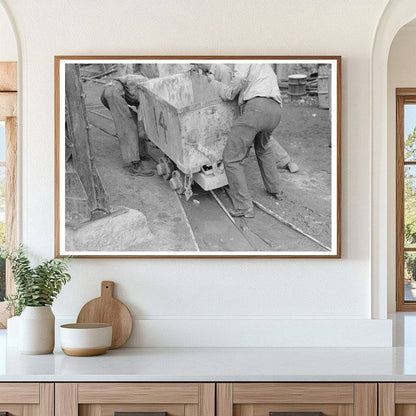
[138, 71, 239, 191]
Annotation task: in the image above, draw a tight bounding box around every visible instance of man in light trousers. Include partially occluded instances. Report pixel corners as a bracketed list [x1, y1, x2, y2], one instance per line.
[197, 63, 298, 174]
[219, 64, 283, 218]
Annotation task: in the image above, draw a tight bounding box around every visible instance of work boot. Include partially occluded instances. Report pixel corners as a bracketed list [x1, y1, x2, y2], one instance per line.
[140, 154, 152, 161]
[267, 190, 284, 201]
[286, 161, 299, 173]
[229, 207, 255, 218]
[129, 161, 154, 177]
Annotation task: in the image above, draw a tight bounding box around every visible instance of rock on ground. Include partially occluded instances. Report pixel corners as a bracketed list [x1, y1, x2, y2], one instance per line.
[65, 206, 153, 252]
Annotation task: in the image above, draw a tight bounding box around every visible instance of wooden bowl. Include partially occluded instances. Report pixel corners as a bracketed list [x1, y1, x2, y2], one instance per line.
[60, 323, 112, 356]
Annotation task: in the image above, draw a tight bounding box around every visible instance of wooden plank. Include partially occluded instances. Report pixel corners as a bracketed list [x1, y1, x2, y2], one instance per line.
[0, 383, 39, 403]
[395, 384, 416, 403]
[0, 92, 17, 120]
[233, 383, 354, 404]
[0, 62, 17, 92]
[78, 383, 199, 404]
[199, 384, 215, 416]
[55, 383, 78, 416]
[217, 383, 233, 416]
[39, 383, 54, 416]
[353, 384, 377, 416]
[65, 64, 97, 211]
[65, 64, 109, 214]
[379, 384, 395, 416]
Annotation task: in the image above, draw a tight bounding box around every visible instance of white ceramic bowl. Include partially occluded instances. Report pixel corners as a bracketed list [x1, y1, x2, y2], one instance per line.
[60, 323, 112, 356]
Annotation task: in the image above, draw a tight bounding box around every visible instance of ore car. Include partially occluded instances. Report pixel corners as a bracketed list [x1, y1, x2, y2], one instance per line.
[138, 70, 238, 199]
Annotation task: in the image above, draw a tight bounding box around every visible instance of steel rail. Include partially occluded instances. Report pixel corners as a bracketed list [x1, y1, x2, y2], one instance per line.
[252, 199, 331, 251]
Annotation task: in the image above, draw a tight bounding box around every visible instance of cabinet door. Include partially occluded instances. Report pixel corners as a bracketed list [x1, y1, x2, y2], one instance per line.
[379, 383, 416, 416]
[56, 383, 215, 416]
[0, 383, 53, 416]
[217, 383, 377, 416]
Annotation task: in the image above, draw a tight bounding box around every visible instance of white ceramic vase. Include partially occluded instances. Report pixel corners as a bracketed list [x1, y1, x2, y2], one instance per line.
[19, 306, 55, 354]
[6, 315, 20, 347]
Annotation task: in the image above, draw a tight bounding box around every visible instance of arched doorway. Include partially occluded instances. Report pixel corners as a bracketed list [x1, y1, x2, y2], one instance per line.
[387, 19, 416, 315]
[371, 0, 416, 320]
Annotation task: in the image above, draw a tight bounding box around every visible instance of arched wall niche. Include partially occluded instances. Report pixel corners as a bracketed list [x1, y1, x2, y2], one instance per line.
[371, 0, 416, 319]
[0, 1, 18, 61]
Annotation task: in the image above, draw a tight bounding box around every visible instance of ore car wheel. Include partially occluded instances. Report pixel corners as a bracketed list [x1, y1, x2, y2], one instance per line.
[156, 163, 165, 176]
[169, 170, 184, 194]
[156, 156, 174, 180]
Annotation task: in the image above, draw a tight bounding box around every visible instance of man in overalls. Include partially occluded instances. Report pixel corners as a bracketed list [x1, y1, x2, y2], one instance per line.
[101, 63, 191, 176]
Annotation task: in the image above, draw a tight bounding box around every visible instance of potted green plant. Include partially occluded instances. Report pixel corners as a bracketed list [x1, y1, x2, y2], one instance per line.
[1, 245, 71, 354]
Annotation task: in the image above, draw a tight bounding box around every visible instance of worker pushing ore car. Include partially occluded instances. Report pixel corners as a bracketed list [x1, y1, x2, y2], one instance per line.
[100, 62, 298, 199]
[137, 64, 297, 200]
[196, 63, 299, 174]
[100, 63, 191, 176]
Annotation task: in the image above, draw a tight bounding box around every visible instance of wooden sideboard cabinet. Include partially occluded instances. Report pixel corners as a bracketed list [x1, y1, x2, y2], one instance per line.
[55, 383, 215, 416]
[379, 383, 416, 416]
[217, 383, 377, 416]
[0, 381, 392, 416]
[0, 383, 53, 416]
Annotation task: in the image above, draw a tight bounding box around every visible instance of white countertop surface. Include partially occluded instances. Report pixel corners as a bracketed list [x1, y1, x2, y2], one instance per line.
[2, 329, 416, 382]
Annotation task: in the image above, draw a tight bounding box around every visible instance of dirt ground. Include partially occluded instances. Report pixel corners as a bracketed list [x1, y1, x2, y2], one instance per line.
[81, 78, 332, 253]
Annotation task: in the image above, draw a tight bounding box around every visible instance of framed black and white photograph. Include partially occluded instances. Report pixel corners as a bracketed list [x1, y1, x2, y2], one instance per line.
[55, 56, 341, 258]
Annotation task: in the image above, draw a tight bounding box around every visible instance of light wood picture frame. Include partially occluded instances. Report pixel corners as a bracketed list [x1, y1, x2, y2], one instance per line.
[55, 56, 341, 258]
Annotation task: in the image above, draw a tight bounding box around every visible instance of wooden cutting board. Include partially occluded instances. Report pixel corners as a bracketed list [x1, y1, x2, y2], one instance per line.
[76, 281, 133, 349]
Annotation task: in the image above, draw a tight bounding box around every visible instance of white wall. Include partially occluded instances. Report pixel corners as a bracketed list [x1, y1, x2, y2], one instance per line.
[387, 25, 416, 312]
[0, 0, 393, 346]
[0, 3, 17, 61]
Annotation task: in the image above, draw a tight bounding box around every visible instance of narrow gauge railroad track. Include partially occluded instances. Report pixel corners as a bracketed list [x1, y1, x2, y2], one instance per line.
[176, 186, 330, 253]
[212, 189, 329, 252]
[87, 108, 330, 253]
